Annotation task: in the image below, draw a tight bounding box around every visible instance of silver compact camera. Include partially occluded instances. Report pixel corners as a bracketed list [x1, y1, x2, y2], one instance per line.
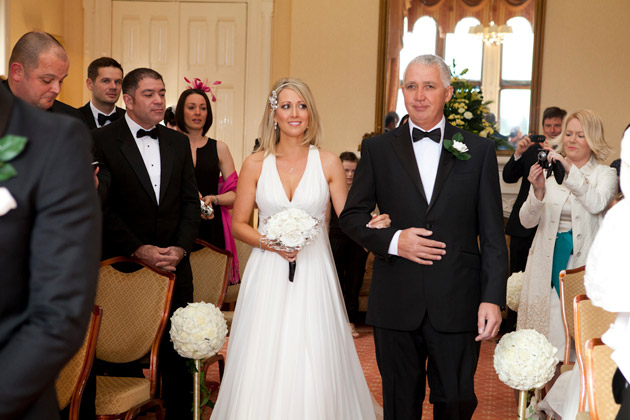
[200, 200, 214, 218]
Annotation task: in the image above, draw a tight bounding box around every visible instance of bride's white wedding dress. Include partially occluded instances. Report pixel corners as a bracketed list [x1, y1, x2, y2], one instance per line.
[210, 147, 377, 420]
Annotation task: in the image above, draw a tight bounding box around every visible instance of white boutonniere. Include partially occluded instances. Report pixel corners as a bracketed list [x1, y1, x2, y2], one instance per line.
[443, 133, 471, 160]
[0, 187, 17, 216]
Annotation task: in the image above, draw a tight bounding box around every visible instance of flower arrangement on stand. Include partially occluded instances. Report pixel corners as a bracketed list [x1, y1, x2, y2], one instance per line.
[444, 66, 514, 150]
[506, 271, 524, 312]
[494, 329, 559, 419]
[170, 302, 228, 419]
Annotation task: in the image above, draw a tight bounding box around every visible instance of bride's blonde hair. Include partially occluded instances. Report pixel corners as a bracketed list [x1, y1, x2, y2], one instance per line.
[256, 78, 323, 156]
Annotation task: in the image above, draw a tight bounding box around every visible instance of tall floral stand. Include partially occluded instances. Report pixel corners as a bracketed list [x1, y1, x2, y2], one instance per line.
[493, 329, 559, 420]
[169, 302, 228, 420]
[518, 390, 527, 419]
[193, 359, 202, 420]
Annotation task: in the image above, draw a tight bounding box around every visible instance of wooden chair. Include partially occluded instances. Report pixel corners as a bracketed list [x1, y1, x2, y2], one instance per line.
[190, 238, 232, 307]
[94, 257, 175, 420]
[559, 266, 586, 371]
[584, 338, 621, 420]
[222, 239, 253, 326]
[56, 305, 102, 420]
[574, 295, 618, 414]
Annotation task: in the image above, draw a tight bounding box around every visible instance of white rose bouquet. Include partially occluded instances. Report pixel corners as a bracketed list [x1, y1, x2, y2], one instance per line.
[506, 271, 524, 312]
[494, 329, 558, 391]
[170, 302, 228, 360]
[261, 207, 321, 282]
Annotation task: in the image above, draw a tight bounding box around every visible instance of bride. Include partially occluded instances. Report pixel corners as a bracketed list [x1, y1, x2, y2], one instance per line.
[210, 78, 388, 419]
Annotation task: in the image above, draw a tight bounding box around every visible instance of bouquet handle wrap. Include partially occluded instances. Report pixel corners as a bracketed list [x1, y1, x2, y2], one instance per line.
[288, 261, 296, 282]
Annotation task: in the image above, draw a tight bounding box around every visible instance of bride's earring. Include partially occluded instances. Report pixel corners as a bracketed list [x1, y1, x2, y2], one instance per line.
[274, 121, 278, 130]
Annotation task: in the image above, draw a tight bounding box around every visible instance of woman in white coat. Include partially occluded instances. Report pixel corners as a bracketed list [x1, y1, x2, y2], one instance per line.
[517, 110, 617, 419]
[517, 109, 617, 350]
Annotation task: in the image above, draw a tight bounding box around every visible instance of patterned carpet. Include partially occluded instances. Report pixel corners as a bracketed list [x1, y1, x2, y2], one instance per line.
[205, 325, 517, 419]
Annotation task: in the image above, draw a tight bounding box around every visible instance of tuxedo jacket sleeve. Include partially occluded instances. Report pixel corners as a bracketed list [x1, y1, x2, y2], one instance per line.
[0, 90, 101, 419]
[340, 123, 507, 332]
[503, 145, 539, 237]
[94, 121, 200, 258]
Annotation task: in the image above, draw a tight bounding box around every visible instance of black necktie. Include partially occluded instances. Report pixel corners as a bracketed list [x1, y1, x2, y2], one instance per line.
[137, 128, 159, 139]
[97, 113, 117, 126]
[412, 127, 441, 143]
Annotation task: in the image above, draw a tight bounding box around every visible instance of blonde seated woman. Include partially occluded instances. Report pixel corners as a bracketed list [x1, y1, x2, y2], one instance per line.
[210, 78, 388, 419]
[516, 110, 618, 419]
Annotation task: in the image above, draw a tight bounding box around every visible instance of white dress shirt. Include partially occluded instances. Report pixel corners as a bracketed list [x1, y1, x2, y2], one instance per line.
[125, 114, 162, 203]
[90, 101, 118, 128]
[388, 117, 446, 256]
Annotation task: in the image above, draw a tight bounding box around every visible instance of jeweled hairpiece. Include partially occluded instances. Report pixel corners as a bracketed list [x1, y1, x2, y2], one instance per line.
[268, 82, 299, 111]
[184, 77, 222, 102]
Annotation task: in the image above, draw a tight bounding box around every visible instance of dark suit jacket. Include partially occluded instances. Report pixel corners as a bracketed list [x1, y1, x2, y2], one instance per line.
[78, 102, 125, 130]
[0, 84, 101, 419]
[503, 145, 539, 238]
[340, 122, 508, 333]
[1, 79, 83, 122]
[93, 117, 200, 262]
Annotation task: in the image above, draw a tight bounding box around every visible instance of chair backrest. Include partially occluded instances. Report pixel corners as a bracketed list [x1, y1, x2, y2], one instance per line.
[56, 305, 102, 416]
[95, 257, 175, 396]
[585, 338, 621, 420]
[235, 238, 252, 281]
[574, 295, 618, 411]
[560, 266, 586, 362]
[191, 238, 232, 307]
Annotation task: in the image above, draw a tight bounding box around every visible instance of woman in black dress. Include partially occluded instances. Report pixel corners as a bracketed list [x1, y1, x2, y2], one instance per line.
[175, 88, 239, 278]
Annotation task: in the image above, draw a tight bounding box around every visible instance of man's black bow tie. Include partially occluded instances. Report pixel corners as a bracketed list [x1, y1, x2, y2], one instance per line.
[137, 128, 159, 139]
[412, 127, 441, 143]
[97, 113, 118, 126]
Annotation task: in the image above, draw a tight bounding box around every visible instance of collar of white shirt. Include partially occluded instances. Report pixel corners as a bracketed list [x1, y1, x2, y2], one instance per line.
[125, 113, 158, 140]
[90, 100, 118, 127]
[407, 116, 446, 144]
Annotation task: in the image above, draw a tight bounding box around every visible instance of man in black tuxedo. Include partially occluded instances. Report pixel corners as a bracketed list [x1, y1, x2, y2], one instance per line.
[0, 80, 101, 419]
[341, 54, 507, 420]
[3, 31, 82, 120]
[78, 57, 125, 129]
[502, 106, 566, 273]
[93, 67, 200, 418]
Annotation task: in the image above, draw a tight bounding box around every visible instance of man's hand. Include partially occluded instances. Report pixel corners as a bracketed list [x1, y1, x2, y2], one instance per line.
[514, 136, 534, 159]
[398, 228, 446, 265]
[475, 302, 502, 341]
[133, 245, 185, 272]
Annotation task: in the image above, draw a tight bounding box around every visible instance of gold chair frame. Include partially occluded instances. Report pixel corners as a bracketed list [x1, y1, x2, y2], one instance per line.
[95, 257, 175, 420]
[56, 305, 103, 420]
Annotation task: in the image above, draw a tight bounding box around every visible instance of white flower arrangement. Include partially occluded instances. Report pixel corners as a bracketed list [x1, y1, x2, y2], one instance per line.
[506, 271, 524, 311]
[0, 187, 17, 216]
[170, 302, 228, 360]
[262, 207, 320, 251]
[261, 208, 321, 282]
[494, 329, 558, 391]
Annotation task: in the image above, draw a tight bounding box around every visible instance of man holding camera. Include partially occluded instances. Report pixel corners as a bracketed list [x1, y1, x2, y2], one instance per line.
[503, 106, 567, 274]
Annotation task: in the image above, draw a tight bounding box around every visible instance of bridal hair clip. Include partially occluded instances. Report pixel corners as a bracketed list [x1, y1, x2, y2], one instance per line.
[268, 89, 279, 110]
[269, 82, 298, 111]
[184, 77, 222, 102]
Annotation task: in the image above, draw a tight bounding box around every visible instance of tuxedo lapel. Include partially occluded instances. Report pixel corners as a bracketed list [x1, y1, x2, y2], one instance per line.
[392, 125, 428, 204]
[158, 126, 173, 204]
[0, 86, 14, 136]
[427, 123, 457, 213]
[118, 120, 158, 205]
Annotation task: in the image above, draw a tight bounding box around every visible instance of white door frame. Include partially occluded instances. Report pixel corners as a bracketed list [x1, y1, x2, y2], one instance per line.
[82, 0, 273, 167]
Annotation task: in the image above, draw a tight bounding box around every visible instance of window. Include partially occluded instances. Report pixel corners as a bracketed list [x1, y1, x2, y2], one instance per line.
[444, 18, 483, 82]
[499, 17, 534, 136]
